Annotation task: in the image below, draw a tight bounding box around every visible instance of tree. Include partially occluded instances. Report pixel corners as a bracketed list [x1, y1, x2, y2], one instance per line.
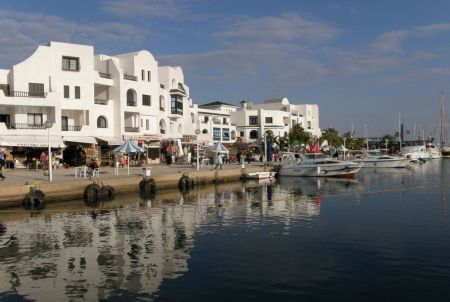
[320, 128, 342, 147]
[288, 125, 311, 149]
[273, 134, 289, 151]
[381, 134, 395, 148]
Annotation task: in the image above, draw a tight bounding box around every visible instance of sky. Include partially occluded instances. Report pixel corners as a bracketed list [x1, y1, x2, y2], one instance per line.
[1, 0, 450, 138]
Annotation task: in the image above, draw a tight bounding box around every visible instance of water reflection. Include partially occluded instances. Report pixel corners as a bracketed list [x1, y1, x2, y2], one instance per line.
[0, 160, 450, 301]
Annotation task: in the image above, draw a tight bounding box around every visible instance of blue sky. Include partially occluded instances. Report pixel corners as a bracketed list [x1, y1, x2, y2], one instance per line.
[2, 0, 450, 137]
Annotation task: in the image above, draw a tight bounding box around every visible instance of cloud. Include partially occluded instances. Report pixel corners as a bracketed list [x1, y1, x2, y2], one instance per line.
[0, 10, 145, 67]
[371, 23, 450, 54]
[101, 0, 184, 18]
[216, 12, 340, 45]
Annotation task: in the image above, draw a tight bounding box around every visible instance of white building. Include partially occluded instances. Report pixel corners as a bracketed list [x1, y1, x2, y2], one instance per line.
[230, 98, 321, 142]
[0, 41, 196, 165]
[194, 101, 237, 145]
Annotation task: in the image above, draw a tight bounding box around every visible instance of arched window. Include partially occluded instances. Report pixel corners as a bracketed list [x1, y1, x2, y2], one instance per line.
[97, 116, 107, 128]
[202, 129, 208, 134]
[231, 130, 236, 140]
[159, 119, 166, 134]
[250, 130, 258, 139]
[159, 95, 165, 111]
[127, 89, 137, 106]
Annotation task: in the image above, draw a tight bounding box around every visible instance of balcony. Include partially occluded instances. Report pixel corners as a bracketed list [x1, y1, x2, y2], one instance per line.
[6, 91, 47, 98]
[98, 72, 112, 79]
[62, 125, 82, 131]
[125, 127, 139, 132]
[6, 123, 46, 129]
[94, 99, 109, 105]
[123, 74, 137, 81]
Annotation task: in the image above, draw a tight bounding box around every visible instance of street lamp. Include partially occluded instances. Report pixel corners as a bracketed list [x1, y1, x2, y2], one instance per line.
[195, 128, 201, 171]
[263, 132, 268, 163]
[44, 120, 54, 182]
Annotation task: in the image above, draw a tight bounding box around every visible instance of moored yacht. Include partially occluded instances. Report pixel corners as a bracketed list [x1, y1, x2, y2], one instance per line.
[278, 153, 361, 178]
[400, 145, 432, 162]
[354, 150, 410, 168]
[426, 144, 442, 159]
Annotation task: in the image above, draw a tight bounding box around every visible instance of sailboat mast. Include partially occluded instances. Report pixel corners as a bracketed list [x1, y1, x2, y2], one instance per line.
[440, 86, 445, 146]
[398, 112, 402, 151]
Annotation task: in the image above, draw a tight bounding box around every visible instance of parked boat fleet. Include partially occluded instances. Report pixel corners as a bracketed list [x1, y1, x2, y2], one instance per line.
[250, 146, 443, 179]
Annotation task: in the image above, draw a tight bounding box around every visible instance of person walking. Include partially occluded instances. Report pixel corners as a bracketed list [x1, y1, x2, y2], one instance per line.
[214, 152, 223, 170]
[236, 151, 241, 164]
[0, 151, 5, 180]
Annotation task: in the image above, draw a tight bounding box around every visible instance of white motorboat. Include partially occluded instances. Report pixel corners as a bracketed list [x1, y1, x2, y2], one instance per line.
[354, 150, 410, 168]
[278, 153, 361, 178]
[400, 145, 432, 162]
[246, 171, 276, 179]
[426, 144, 442, 159]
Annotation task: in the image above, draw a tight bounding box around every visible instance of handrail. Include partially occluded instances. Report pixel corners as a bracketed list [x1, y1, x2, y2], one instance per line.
[123, 74, 137, 81]
[98, 72, 112, 79]
[6, 91, 47, 98]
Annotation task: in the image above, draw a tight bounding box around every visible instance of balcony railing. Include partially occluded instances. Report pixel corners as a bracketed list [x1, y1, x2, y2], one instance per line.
[5, 123, 46, 129]
[94, 99, 108, 105]
[98, 72, 112, 79]
[125, 127, 139, 132]
[213, 121, 221, 124]
[123, 74, 137, 81]
[6, 91, 47, 98]
[231, 122, 236, 126]
[62, 125, 82, 131]
[127, 101, 137, 107]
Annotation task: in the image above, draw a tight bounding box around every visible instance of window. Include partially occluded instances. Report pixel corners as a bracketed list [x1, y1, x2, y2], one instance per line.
[171, 95, 183, 115]
[250, 130, 258, 139]
[308, 121, 311, 129]
[159, 119, 166, 134]
[159, 96, 165, 111]
[64, 85, 69, 98]
[62, 56, 79, 71]
[222, 128, 230, 141]
[141, 69, 145, 81]
[27, 113, 42, 125]
[240, 131, 244, 137]
[127, 89, 137, 106]
[202, 129, 208, 134]
[142, 94, 151, 106]
[97, 116, 107, 128]
[204, 116, 209, 123]
[75, 86, 80, 99]
[223, 118, 228, 124]
[29, 83, 44, 97]
[146, 119, 149, 130]
[265, 117, 273, 124]
[249, 116, 258, 125]
[147, 71, 151, 82]
[61, 116, 68, 131]
[213, 128, 221, 141]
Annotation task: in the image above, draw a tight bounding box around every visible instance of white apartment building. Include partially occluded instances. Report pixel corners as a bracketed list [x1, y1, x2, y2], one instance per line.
[0, 41, 197, 165]
[230, 98, 321, 142]
[194, 101, 237, 144]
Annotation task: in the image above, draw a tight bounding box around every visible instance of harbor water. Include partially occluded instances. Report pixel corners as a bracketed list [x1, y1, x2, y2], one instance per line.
[1, 160, 450, 301]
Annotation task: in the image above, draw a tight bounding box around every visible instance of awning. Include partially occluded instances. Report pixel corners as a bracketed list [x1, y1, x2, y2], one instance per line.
[0, 135, 65, 148]
[63, 136, 97, 145]
[96, 136, 124, 146]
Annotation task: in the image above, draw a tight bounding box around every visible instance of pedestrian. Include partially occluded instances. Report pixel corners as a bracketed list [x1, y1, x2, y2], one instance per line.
[40, 151, 47, 169]
[0, 153, 5, 180]
[247, 152, 252, 165]
[214, 152, 223, 170]
[236, 151, 241, 163]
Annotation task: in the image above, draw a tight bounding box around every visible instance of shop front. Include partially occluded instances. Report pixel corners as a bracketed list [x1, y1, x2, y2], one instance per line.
[95, 136, 124, 167]
[62, 136, 98, 167]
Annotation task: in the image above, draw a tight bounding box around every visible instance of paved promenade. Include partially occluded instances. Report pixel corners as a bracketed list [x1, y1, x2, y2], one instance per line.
[0, 162, 268, 185]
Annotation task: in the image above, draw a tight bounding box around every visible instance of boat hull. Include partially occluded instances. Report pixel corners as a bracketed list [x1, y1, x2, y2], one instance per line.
[279, 164, 361, 178]
[357, 158, 409, 168]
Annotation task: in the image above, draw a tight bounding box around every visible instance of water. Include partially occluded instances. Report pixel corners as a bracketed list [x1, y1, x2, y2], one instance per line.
[1, 160, 450, 301]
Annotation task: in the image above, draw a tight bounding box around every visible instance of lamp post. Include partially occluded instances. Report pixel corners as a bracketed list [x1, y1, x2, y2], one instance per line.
[44, 120, 54, 182]
[195, 129, 201, 171]
[263, 132, 268, 163]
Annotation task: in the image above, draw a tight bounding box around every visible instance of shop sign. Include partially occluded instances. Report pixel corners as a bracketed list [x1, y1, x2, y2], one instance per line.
[181, 135, 197, 142]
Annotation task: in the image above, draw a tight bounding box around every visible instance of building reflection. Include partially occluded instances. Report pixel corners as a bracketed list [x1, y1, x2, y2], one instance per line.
[0, 178, 361, 300]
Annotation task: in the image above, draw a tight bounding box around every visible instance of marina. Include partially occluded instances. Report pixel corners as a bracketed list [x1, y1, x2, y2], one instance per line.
[0, 160, 449, 301]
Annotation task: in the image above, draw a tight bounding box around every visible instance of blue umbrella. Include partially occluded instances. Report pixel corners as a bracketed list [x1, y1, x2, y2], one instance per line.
[113, 140, 144, 175]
